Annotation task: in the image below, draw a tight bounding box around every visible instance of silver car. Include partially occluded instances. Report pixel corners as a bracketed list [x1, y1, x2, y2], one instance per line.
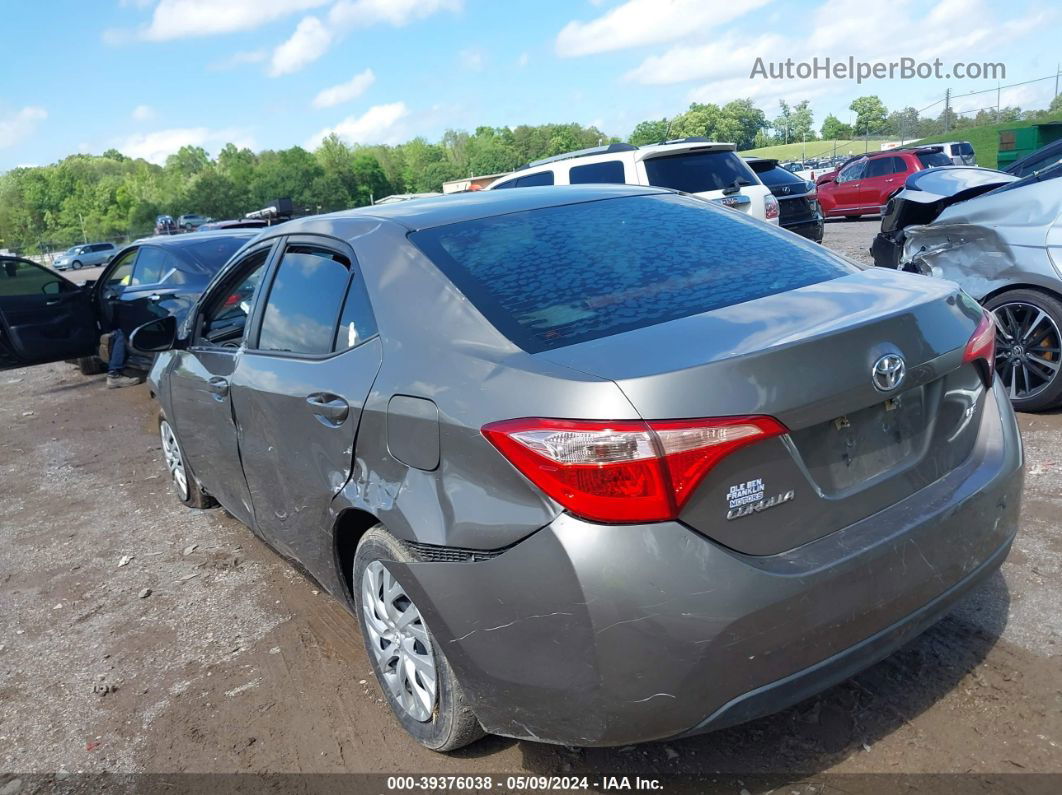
[53, 242, 116, 271]
[35, 185, 1018, 751]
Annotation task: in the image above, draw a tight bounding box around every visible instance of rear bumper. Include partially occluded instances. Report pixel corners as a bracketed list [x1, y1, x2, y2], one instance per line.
[781, 216, 824, 242]
[394, 382, 1022, 746]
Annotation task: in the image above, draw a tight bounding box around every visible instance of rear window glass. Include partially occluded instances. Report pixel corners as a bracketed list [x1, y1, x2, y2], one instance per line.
[758, 166, 807, 187]
[411, 194, 855, 353]
[178, 236, 251, 274]
[918, 151, 952, 168]
[569, 160, 625, 184]
[644, 151, 757, 193]
[517, 171, 554, 187]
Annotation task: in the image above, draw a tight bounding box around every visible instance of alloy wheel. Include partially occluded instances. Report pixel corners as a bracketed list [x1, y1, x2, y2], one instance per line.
[992, 301, 1061, 400]
[160, 420, 189, 501]
[361, 560, 437, 722]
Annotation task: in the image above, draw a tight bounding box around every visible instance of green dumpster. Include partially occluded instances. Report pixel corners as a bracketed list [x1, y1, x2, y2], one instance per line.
[997, 123, 1062, 169]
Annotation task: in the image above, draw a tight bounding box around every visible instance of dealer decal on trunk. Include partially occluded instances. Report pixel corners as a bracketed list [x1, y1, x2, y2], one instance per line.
[726, 478, 795, 520]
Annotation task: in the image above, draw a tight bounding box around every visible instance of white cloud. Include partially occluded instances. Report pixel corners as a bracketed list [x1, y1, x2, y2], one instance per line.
[0, 106, 47, 150]
[312, 68, 376, 108]
[118, 0, 330, 42]
[116, 127, 255, 164]
[516, 51, 529, 68]
[269, 16, 333, 77]
[268, 0, 462, 77]
[555, 0, 773, 57]
[131, 104, 156, 122]
[459, 48, 484, 71]
[626, 33, 786, 85]
[209, 49, 269, 70]
[307, 102, 410, 148]
[327, 0, 462, 28]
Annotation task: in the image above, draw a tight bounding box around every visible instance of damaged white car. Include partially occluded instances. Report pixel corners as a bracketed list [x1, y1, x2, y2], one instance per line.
[883, 163, 1062, 410]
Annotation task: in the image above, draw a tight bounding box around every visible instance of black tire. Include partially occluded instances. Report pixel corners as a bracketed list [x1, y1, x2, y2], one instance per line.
[354, 526, 484, 752]
[158, 410, 217, 508]
[72, 260, 82, 270]
[77, 356, 106, 375]
[984, 289, 1062, 412]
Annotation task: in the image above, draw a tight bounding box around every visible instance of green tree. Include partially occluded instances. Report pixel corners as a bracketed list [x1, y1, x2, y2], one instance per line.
[820, 114, 852, 140]
[628, 118, 670, 146]
[789, 100, 815, 141]
[849, 95, 889, 135]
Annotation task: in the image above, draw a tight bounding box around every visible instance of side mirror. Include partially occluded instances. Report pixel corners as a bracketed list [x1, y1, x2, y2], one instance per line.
[42, 280, 62, 296]
[131, 316, 178, 353]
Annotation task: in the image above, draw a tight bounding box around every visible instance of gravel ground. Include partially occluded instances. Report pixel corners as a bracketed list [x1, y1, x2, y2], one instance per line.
[1, 220, 1060, 786]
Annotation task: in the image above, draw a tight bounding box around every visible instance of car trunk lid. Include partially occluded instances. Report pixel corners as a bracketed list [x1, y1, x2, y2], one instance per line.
[539, 268, 988, 555]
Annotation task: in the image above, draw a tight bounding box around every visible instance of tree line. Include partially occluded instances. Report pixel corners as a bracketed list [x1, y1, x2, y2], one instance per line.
[3, 93, 1060, 253]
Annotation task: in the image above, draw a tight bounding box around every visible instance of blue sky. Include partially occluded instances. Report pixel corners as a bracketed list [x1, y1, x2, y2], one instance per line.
[1, 0, 1058, 170]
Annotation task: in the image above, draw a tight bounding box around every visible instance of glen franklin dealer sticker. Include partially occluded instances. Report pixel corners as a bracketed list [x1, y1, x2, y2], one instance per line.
[726, 477, 794, 520]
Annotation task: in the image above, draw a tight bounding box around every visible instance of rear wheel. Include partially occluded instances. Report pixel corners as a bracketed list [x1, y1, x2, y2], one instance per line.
[159, 412, 217, 508]
[984, 289, 1062, 411]
[354, 526, 484, 752]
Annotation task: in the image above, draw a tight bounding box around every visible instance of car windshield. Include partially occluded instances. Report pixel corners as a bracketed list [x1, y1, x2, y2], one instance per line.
[918, 151, 952, 168]
[411, 194, 855, 353]
[643, 150, 758, 192]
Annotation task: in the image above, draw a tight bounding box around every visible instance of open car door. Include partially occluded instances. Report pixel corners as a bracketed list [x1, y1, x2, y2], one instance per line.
[0, 256, 99, 370]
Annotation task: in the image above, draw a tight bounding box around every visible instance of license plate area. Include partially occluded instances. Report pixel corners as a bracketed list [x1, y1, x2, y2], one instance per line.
[790, 386, 929, 493]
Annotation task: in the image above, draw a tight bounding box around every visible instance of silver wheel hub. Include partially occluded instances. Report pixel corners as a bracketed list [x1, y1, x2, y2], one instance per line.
[361, 560, 437, 722]
[160, 420, 189, 501]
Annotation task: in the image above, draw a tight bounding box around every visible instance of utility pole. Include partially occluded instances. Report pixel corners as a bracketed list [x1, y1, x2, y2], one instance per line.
[77, 213, 87, 244]
[944, 88, 951, 133]
[1055, 63, 1059, 99]
[996, 81, 1001, 121]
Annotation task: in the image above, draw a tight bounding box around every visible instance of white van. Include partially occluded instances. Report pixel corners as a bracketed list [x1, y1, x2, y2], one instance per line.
[488, 139, 779, 224]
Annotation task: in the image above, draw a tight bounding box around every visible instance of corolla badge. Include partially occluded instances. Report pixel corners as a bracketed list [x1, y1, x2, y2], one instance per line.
[872, 353, 906, 392]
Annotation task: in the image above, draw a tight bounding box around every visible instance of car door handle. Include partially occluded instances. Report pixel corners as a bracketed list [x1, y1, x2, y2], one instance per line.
[306, 393, 349, 424]
[207, 377, 229, 399]
[148, 293, 162, 302]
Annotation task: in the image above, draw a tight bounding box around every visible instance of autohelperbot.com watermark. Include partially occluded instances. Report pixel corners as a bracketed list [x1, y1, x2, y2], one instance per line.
[750, 56, 1006, 83]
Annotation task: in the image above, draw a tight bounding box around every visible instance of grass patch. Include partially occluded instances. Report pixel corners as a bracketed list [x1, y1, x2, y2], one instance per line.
[912, 115, 1062, 169]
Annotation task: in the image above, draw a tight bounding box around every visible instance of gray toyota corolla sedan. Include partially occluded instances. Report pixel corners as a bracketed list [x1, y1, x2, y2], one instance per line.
[127, 185, 1021, 751]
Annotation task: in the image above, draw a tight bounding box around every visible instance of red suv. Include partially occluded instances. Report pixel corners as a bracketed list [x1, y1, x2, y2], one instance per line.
[817, 147, 952, 218]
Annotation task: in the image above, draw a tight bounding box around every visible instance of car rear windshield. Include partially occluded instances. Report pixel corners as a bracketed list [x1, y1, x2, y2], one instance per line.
[178, 236, 252, 274]
[918, 151, 952, 168]
[757, 166, 808, 188]
[644, 150, 758, 192]
[410, 194, 855, 352]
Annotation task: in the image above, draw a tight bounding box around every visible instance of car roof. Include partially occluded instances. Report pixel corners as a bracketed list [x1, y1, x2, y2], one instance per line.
[129, 229, 259, 247]
[279, 184, 670, 234]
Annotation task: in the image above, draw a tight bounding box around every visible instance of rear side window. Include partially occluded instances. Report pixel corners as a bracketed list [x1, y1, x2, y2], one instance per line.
[411, 194, 855, 352]
[957, 143, 974, 156]
[918, 151, 951, 168]
[644, 151, 757, 192]
[517, 171, 554, 187]
[257, 245, 350, 355]
[569, 160, 626, 184]
[179, 236, 249, 274]
[131, 247, 180, 285]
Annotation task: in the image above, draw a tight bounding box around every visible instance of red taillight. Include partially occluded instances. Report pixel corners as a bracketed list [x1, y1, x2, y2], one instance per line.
[963, 311, 996, 385]
[764, 194, 780, 221]
[482, 416, 787, 524]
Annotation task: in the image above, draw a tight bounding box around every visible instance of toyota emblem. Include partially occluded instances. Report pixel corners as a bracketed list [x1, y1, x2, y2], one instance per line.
[872, 354, 906, 392]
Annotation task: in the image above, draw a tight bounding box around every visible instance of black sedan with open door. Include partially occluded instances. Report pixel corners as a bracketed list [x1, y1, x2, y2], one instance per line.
[0, 231, 256, 375]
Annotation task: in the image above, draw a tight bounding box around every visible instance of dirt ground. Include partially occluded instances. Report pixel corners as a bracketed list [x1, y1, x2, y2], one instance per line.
[2, 220, 1060, 785]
